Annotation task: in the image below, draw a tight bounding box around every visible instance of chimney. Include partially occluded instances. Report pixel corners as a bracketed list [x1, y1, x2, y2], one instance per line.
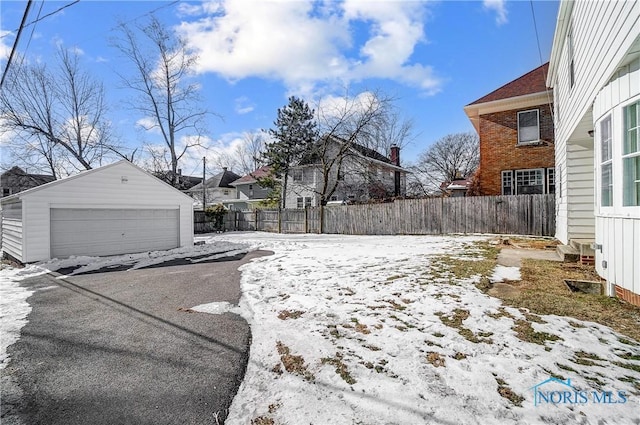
[390, 144, 400, 166]
[177, 168, 182, 176]
[390, 144, 401, 197]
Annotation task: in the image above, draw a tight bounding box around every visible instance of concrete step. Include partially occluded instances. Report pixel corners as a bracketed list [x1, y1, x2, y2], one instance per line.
[556, 244, 579, 263]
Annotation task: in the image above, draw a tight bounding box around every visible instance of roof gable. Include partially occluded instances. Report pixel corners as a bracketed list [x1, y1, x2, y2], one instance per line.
[468, 63, 550, 106]
[231, 166, 272, 185]
[1, 160, 193, 202]
[187, 169, 242, 191]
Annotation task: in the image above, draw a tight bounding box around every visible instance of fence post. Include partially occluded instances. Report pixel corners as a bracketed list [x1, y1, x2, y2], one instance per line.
[304, 207, 308, 233]
[254, 209, 258, 231]
[319, 205, 324, 234]
[278, 208, 282, 233]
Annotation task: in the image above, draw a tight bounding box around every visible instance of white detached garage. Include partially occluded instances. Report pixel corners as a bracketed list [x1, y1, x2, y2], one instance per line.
[0, 160, 193, 263]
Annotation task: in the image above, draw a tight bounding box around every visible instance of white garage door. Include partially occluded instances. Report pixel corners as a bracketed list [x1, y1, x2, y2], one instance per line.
[50, 208, 179, 258]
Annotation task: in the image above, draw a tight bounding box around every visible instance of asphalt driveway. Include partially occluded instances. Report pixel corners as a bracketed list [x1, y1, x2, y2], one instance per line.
[1, 250, 270, 425]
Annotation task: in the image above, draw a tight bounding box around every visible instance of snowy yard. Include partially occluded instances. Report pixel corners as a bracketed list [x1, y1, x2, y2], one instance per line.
[2, 232, 639, 424]
[196, 232, 640, 425]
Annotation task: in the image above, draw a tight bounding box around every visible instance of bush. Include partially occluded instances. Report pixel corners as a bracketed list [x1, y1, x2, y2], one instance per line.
[204, 204, 227, 231]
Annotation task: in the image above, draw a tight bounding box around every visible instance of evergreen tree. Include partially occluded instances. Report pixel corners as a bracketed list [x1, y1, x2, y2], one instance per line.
[263, 96, 319, 208]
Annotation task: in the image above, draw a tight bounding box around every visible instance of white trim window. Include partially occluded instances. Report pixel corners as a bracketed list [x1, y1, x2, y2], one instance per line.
[292, 169, 303, 182]
[296, 197, 303, 208]
[517, 109, 540, 144]
[600, 115, 613, 207]
[547, 167, 555, 194]
[501, 170, 514, 195]
[623, 101, 640, 206]
[515, 169, 544, 194]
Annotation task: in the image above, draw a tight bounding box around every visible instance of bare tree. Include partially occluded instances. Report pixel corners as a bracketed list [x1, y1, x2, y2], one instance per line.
[413, 132, 479, 194]
[236, 131, 266, 174]
[305, 89, 403, 205]
[0, 48, 117, 177]
[112, 15, 210, 186]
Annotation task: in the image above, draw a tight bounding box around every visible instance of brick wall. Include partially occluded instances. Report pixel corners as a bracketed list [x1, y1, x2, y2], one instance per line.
[478, 104, 555, 195]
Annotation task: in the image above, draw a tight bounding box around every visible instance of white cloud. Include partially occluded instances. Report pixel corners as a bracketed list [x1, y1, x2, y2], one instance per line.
[483, 0, 508, 25]
[234, 96, 255, 114]
[176, 0, 440, 94]
[0, 31, 12, 63]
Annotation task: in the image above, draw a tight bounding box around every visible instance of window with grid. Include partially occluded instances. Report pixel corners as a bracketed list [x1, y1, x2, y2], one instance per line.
[501, 170, 513, 195]
[517, 110, 540, 144]
[296, 197, 303, 208]
[547, 168, 555, 194]
[292, 169, 303, 181]
[600, 115, 613, 206]
[304, 197, 312, 208]
[515, 169, 544, 194]
[624, 101, 640, 206]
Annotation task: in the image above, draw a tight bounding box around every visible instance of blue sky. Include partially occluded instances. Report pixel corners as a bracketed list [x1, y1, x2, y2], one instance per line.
[0, 0, 559, 176]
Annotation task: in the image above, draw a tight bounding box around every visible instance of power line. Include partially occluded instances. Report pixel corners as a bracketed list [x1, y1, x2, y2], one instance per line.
[530, 0, 555, 122]
[0, 1, 80, 39]
[1, 0, 33, 90]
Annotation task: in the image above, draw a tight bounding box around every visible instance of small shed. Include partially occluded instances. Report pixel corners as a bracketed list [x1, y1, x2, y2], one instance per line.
[0, 160, 194, 263]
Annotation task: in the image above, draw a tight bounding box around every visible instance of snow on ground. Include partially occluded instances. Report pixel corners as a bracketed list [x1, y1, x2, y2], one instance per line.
[196, 232, 640, 425]
[0, 240, 249, 369]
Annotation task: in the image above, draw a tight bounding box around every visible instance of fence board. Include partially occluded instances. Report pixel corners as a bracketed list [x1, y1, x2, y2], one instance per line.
[193, 194, 555, 237]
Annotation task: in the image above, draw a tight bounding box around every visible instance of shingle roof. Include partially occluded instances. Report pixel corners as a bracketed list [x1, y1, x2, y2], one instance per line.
[231, 166, 272, 185]
[467, 63, 550, 105]
[187, 168, 241, 191]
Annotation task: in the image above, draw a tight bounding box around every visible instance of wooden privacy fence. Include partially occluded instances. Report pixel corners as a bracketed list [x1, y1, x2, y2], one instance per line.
[194, 194, 555, 237]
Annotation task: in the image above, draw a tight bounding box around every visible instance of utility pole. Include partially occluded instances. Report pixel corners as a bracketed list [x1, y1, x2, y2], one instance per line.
[202, 156, 206, 211]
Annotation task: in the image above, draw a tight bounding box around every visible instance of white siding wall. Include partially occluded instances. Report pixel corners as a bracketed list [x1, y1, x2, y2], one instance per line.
[550, 0, 639, 243]
[566, 142, 595, 240]
[593, 57, 640, 295]
[19, 161, 193, 263]
[0, 200, 23, 261]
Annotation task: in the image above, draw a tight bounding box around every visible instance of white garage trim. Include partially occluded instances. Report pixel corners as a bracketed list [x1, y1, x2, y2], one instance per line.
[50, 208, 180, 258]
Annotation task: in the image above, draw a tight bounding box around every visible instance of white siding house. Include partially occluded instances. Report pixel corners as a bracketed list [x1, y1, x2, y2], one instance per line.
[0, 160, 194, 263]
[547, 0, 640, 304]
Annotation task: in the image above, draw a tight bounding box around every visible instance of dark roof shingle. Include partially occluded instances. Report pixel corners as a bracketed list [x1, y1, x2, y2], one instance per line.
[467, 63, 550, 105]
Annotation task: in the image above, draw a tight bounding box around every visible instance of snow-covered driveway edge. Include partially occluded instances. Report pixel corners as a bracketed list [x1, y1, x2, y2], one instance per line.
[195, 232, 640, 425]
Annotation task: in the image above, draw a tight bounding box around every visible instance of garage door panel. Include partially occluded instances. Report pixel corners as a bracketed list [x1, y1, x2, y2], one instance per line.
[51, 208, 179, 258]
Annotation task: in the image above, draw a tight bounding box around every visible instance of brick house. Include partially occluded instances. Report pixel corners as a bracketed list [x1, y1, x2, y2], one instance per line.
[464, 63, 555, 196]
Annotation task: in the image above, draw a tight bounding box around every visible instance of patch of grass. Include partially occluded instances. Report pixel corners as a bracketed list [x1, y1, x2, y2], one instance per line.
[618, 337, 640, 346]
[486, 307, 516, 320]
[432, 332, 445, 338]
[251, 416, 275, 425]
[386, 274, 406, 281]
[480, 258, 640, 342]
[436, 309, 493, 344]
[523, 313, 546, 324]
[453, 352, 467, 360]
[277, 310, 304, 320]
[322, 353, 356, 385]
[616, 352, 640, 361]
[613, 361, 640, 373]
[569, 321, 586, 328]
[575, 351, 603, 361]
[426, 351, 446, 367]
[275, 341, 314, 381]
[495, 377, 525, 407]
[363, 344, 381, 351]
[556, 363, 578, 373]
[618, 376, 640, 392]
[541, 367, 565, 381]
[355, 323, 371, 334]
[512, 320, 561, 346]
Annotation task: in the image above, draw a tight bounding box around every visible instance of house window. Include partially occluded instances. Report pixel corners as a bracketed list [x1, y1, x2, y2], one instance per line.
[330, 195, 338, 201]
[292, 169, 303, 182]
[501, 170, 514, 195]
[568, 25, 575, 88]
[2, 188, 10, 197]
[623, 101, 640, 206]
[304, 197, 312, 208]
[223, 189, 229, 195]
[547, 168, 555, 194]
[600, 115, 613, 206]
[337, 171, 344, 181]
[515, 169, 544, 194]
[296, 197, 303, 208]
[518, 110, 540, 144]
[249, 184, 253, 190]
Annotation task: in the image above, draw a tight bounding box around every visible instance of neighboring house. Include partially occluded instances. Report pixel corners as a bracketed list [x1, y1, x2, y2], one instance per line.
[285, 137, 407, 208]
[227, 165, 274, 210]
[153, 169, 203, 190]
[547, 0, 640, 304]
[440, 178, 472, 197]
[0, 160, 193, 263]
[464, 63, 556, 196]
[1, 166, 55, 198]
[186, 167, 241, 210]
